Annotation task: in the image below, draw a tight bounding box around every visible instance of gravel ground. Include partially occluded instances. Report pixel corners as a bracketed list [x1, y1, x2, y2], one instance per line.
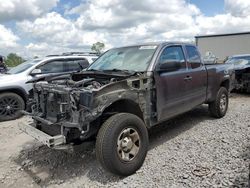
[0, 93, 249, 188]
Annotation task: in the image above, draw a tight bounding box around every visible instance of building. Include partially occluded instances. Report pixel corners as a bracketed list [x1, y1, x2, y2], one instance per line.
[195, 32, 250, 62]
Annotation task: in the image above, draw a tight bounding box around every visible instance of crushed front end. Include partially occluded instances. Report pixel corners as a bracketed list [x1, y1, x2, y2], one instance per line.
[20, 72, 154, 148]
[19, 81, 94, 148]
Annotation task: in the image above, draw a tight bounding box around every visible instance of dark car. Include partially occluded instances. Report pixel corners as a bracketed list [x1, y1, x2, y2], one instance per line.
[20, 42, 233, 176]
[225, 54, 250, 92]
[0, 56, 7, 73]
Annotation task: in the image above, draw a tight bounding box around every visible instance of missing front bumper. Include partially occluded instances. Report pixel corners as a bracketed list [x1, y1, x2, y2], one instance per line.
[18, 122, 66, 148]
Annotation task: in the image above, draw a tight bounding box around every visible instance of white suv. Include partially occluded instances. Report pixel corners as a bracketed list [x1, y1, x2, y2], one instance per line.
[0, 52, 98, 121]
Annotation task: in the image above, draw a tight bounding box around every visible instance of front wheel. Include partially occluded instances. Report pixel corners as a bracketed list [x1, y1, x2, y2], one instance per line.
[96, 113, 149, 176]
[209, 87, 229, 118]
[0, 92, 25, 121]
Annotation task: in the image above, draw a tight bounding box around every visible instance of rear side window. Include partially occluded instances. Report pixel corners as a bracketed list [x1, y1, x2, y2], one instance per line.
[158, 46, 186, 69]
[186, 46, 202, 69]
[75, 59, 89, 69]
[64, 59, 89, 72]
[39, 61, 64, 73]
[38, 59, 90, 74]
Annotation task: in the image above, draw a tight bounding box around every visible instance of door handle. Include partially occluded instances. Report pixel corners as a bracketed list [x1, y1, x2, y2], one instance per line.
[184, 76, 192, 81]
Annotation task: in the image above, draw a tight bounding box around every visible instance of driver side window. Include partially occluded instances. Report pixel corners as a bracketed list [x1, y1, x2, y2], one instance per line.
[159, 46, 186, 68]
[186, 45, 202, 69]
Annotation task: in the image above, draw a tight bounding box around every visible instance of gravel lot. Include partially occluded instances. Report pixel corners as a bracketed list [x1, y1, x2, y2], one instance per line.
[0, 93, 249, 188]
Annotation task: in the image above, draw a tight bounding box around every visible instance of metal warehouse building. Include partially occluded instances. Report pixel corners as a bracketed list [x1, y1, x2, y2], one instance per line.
[195, 32, 250, 62]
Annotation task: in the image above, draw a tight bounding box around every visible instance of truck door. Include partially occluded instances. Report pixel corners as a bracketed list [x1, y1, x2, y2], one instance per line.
[184, 45, 207, 108]
[154, 45, 190, 122]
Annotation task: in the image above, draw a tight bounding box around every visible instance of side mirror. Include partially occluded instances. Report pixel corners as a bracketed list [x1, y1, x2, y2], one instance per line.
[30, 68, 42, 75]
[157, 61, 181, 72]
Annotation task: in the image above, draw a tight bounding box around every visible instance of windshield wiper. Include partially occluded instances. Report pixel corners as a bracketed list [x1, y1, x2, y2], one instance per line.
[103, 69, 136, 75]
[87, 69, 104, 72]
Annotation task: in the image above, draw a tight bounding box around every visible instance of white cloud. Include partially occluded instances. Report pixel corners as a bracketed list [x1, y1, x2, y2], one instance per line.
[17, 12, 108, 56]
[195, 13, 250, 35]
[1, 0, 202, 57]
[0, 25, 20, 56]
[18, 12, 107, 44]
[74, 0, 200, 31]
[225, 0, 250, 17]
[0, 24, 23, 57]
[0, 0, 59, 22]
[23, 42, 72, 57]
[70, 0, 201, 48]
[2, 0, 250, 58]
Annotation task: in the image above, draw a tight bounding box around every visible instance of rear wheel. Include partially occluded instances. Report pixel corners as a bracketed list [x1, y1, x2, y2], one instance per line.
[209, 87, 228, 118]
[96, 113, 148, 176]
[0, 92, 25, 121]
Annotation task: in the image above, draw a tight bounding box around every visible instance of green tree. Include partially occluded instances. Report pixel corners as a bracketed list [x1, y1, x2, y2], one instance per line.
[5, 53, 24, 67]
[91, 42, 105, 54]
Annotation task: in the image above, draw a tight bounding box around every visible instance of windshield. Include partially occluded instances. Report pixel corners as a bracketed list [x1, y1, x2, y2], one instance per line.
[7, 59, 41, 74]
[226, 56, 250, 65]
[87, 46, 157, 72]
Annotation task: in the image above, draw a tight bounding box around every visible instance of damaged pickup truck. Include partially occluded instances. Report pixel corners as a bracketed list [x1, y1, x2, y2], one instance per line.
[20, 42, 232, 176]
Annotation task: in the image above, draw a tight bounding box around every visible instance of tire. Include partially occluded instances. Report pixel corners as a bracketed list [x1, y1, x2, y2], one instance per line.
[0, 92, 25, 121]
[209, 87, 228, 118]
[96, 113, 149, 176]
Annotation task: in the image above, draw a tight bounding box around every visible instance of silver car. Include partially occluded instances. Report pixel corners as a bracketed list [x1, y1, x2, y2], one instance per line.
[0, 53, 98, 121]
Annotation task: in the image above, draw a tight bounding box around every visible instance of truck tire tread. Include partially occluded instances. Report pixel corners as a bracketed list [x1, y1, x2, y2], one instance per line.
[96, 113, 148, 176]
[209, 87, 228, 118]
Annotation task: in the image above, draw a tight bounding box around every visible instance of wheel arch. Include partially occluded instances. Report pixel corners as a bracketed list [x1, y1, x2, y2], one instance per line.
[0, 86, 28, 104]
[101, 99, 144, 123]
[220, 79, 230, 91]
[84, 99, 146, 141]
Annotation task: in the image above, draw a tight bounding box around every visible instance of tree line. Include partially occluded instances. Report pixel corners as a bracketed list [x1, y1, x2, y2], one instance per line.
[4, 53, 25, 67]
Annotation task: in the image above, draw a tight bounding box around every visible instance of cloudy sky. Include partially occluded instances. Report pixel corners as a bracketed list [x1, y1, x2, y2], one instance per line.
[0, 0, 250, 58]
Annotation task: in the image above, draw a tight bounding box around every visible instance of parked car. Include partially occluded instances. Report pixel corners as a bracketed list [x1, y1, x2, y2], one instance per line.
[225, 54, 250, 92]
[20, 42, 232, 176]
[0, 52, 98, 121]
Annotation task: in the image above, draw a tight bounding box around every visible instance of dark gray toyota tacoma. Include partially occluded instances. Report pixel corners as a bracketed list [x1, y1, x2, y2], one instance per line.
[20, 42, 233, 176]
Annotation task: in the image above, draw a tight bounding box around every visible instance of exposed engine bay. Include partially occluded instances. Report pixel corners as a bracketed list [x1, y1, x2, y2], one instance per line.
[49, 72, 125, 89]
[30, 71, 154, 144]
